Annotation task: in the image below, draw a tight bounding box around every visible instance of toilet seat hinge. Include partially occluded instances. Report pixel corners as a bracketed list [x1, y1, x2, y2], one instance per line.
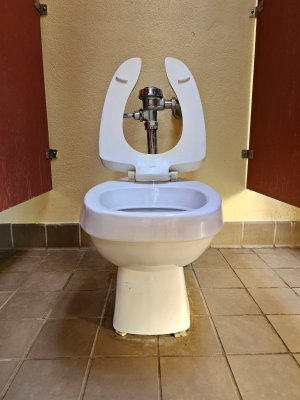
[128, 171, 136, 182]
[127, 170, 178, 182]
[169, 171, 178, 181]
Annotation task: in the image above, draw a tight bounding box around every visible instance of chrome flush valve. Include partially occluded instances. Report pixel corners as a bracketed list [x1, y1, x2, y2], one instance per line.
[123, 86, 182, 154]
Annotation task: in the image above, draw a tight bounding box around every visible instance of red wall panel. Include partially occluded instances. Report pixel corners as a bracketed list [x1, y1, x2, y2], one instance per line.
[248, 0, 300, 207]
[0, 1, 52, 211]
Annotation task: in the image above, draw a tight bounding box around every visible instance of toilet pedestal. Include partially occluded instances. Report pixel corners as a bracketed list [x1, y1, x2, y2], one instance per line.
[113, 265, 190, 335]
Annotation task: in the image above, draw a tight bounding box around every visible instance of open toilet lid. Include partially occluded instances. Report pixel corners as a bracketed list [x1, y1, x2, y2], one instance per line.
[99, 57, 206, 181]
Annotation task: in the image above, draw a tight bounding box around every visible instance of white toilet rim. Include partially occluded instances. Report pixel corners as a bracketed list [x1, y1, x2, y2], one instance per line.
[81, 180, 223, 242]
[84, 180, 219, 213]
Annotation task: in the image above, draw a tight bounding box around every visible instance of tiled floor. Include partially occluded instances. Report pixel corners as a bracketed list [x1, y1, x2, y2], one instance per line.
[0, 247, 300, 399]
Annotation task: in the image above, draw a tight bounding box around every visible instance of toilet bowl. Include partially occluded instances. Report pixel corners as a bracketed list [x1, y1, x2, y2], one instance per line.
[81, 57, 223, 335]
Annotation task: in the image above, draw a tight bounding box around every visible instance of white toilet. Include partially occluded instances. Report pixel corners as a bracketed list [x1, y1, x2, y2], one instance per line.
[81, 57, 223, 336]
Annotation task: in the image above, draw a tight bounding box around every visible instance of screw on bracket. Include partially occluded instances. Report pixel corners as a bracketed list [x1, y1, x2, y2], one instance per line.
[34, 0, 48, 15]
[249, 0, 264, 18]
[242, 149, 254, 159]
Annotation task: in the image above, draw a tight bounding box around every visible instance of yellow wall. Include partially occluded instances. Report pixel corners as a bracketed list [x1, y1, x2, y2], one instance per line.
[0, 0, 299, 223]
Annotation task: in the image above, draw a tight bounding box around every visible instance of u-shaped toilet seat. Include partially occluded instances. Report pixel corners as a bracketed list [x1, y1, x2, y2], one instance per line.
[100, 57, 206, 181]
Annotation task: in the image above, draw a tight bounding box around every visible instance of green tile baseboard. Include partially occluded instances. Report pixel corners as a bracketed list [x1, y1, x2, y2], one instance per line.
[212, 221, 300, 248]
[0, 222, 299, 250]
[0, 224, 79, 250]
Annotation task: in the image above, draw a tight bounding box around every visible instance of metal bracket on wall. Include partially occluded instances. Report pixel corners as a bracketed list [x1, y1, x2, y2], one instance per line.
[34, 0, 48, 15]
[242, 149, 254, 159]
[249, 0, 264, 18]
[46, 149, 57, 160]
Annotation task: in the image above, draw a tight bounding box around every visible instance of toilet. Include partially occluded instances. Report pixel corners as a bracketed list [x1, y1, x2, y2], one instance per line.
[81, 57, 223, 336]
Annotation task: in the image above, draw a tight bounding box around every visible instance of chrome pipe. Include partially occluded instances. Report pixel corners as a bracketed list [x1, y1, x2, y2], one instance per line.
[147, 129, 157, 154]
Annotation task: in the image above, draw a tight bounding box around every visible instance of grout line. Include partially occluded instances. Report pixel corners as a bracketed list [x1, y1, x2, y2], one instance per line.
[0, 362, 24, 399]
[0, 291, 17, 312]
[292, 288, 300, 297]
[157, 334, 163, 400]
[191, 267, 243, 400]
[77, 274, 114, 400]
[240, 221, 244, 247]
[9, 224, 14, 250]
[273, 222, 277, 247]
[60, 251, 85, 291]
[78, 225, 82, 248]
[2, 352, 295, 361]
[270, 268, 297, 289]
[44, 224, 48, 249]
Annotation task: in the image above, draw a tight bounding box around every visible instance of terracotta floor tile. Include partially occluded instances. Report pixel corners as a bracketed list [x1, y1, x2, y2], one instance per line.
[228, 354, 300, 400]
[159, 316, 221, 356]
[50, 290, 107, 318]
[267, 315, 300, 352]
[202, 288, 261, 315]
[214, 315, 286, 354]
[0, 292, 59, 319]
[65, 271, 112, 291]
[4, 359, 87, 400]
[0, 320, 42, 358]
[235, 268, 286, 288]
[187, 288, 208, 315]
[95, 318, 157, 356]
[78, 250, 115, 270]
[224, 253, 269, 269]
[28, 319, 98, 358]
[84, 357, 159, 400]
[0, 272, 29, 291]
[160, 356, 239, 400]
[204, 248, 221, 254]
[0, 360, 18, 392]
[19, 271, 71, 292]
[275, 268, 300, 287]
[39, 250, 82, 271]
[193, 253, 229, 268]
[0, 256, 42, 272]
[260, 254, 300, 269]
[249, 288, 300, 314]
[195, 268, 243, 288]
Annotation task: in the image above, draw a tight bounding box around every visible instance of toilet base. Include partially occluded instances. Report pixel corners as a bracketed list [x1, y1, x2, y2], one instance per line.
[113, 265, 190, 335]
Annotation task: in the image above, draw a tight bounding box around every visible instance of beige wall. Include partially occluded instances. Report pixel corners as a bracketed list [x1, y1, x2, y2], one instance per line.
[1, 0, 299, 223]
